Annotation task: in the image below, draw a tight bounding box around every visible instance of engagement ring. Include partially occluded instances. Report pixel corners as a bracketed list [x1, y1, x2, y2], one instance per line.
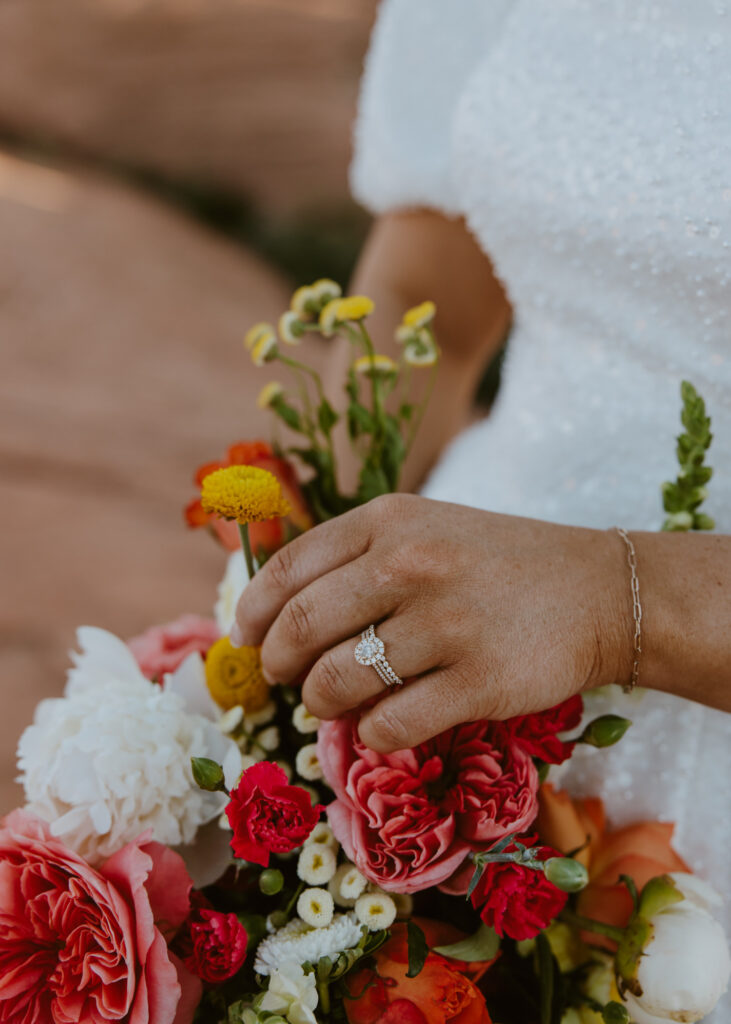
[354, 624, 404, 688]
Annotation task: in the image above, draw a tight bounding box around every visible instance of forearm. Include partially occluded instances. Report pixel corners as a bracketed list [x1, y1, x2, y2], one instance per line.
[619, 531, 731, 711]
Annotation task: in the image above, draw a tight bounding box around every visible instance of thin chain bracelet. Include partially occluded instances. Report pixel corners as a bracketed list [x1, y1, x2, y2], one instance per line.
[615, 527, 642, 693]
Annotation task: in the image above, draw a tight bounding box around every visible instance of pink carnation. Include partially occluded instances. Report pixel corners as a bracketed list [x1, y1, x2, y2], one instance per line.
[129, 614, 219, 681]
[0, 810, 202, 1024]
[317, 717, 538, 894]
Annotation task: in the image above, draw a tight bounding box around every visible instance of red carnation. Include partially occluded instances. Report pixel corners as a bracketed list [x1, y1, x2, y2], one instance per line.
[226, 761, 323, 867]
[470, 838, 568, 940]
[506, 694, 583, 765]
[176, 901, 248, 984]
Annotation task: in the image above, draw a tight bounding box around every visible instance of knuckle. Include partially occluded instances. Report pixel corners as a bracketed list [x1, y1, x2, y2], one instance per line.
[370, 701, 410, 750]
[309, 654, 351, 709]
[282, 592, 315, 648]
[266, 543, 295, 593]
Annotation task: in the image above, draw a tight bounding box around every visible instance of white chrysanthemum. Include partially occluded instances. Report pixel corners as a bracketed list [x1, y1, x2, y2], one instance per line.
[258, 963, 318, 1024]
[255, 913, 363, 975]
[257, 726, 280, 752]
[292, 703, 320, 734]
[297, 887, 334, 928]
[305, 822, 338, 850]
[244, 700, 277, 728]
[295, 743, 323, 781]
[297, 844, 337, 885]
[17, 628, 241, 873]
[355, 892, 397, 931]
[340, 866, 368, 901]
[215, 550, 248, 633]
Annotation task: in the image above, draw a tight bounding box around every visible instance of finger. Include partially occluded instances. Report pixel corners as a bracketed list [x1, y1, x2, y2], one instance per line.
[302, 614, 447, 721]
[234, 503, 375, 646]
[356, 668, 487, 753]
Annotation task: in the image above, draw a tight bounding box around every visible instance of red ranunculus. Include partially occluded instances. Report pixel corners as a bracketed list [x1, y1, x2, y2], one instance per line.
[185, 441, 313, 556]
[129, 614, 220, 681]
[225, 761, 323, 867]
[470, 836, 568, 940]
[317, 717, 538, 893]
[343, 920, 494, 1024]
[0, 810, 201, 1024]
[175, 896, 248, 985]
[506, 694, 584, 765]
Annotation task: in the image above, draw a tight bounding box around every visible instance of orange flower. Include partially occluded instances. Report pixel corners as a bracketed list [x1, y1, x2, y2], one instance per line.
[184, 441, 313, 558]
[536, 784, 688, 946]
[343, 920, 494, 1024]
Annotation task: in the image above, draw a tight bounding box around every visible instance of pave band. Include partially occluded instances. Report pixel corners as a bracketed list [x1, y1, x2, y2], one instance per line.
[354, 625, 404, 688]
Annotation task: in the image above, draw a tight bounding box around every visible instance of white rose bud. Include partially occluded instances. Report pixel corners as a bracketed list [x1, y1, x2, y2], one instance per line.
[621, 873, 731, 1024]
[297, 844, 337, 886]
[295, 744, 323, 781]
[293, 703, 321, 734]
[297, 887, 334, 929]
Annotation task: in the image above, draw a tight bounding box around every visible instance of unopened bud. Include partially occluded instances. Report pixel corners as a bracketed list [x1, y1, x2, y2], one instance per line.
[259, 868, 285, 895]
[602, 1002, 630, 1024]
[543, 857, 589, 893]
[190, 756, 226, 792]
[580, 715, 632, 748]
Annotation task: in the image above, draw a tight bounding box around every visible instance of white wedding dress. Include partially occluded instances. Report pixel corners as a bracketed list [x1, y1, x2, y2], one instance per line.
[351, 1, 731, 1017]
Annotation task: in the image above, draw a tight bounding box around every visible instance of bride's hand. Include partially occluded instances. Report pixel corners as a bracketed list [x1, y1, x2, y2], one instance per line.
[232, 494, 631, 752]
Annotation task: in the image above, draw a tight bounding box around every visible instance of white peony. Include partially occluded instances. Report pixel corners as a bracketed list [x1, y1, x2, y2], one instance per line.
[17, 627, 241, 881]
[258, 963, 318, 1024]
[622, 873, 731, 1024]
[215, 549, 248, 633]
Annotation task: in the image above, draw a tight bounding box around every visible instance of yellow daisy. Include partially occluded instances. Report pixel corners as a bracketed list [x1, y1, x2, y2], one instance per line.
[353, 354, 399, 377]
[402, 300, 436, 329]
[257, 381, 284, 409]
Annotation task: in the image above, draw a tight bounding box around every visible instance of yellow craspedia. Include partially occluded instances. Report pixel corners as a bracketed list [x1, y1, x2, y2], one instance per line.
[353, 353, 399, 377]
[402, 300, 436, 328]
[205, 637, 269, 712]
[257, 381, 284, 409]
[337, 295, 375, 321]
[200, 465, 291, 523]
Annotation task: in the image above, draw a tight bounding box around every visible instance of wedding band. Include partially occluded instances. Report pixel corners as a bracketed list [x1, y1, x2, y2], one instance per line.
[354, 625, 404, 688]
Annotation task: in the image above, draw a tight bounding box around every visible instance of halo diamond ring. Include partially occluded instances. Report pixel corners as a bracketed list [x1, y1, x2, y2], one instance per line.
[354, 624, 404, 688]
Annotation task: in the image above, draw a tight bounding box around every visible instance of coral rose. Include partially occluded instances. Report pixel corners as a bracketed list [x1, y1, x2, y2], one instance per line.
[185, 441, 313, 557]
[318, 718, 538, 893]
[506, 694, 584, 765]
[0, 809, 201, 1024]
[129, 614, 220, 681]
[343, 920, 494, 1024]
[226, 761, 324, 867]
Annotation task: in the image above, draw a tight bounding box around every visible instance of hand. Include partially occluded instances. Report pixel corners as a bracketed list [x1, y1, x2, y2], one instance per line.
[232, 494, 631, 752]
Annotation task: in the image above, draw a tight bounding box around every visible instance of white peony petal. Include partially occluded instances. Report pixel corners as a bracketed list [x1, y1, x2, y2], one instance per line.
[164, 652, 219, 720]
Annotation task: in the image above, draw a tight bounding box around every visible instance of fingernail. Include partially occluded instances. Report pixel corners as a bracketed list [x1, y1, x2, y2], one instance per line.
[229, 622, 244, 648]
[262, 667, 277, 686]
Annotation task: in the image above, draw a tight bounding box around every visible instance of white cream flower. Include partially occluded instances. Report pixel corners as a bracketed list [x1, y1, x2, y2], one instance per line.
[244, 700, 277, 729]
[297, 844, 337, 886]
[258, 963, 318, 1024]
[215, 549, 248, 634]
[257, 726, 280, 752]
[355, 892, 397, 931]
[17, 628, 241, 881]
[292, 703, 321, 734]
[392, 891, 415, 919]
[295, 743, 323, 781]
[329, 862, 358, 907]
[339, 866, 368, 901]
[305, 822, 338, 850]
[217, 705, 244, 733]
[255, 913, 363, 976]
[297, 887, 334, 928]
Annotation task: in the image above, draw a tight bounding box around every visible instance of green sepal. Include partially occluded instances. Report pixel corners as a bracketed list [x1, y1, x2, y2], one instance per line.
[433, 923, 500, 963]
[637, 874, 683, 919]
[406, 921, 430, 978]
[616, 916, 653, 996]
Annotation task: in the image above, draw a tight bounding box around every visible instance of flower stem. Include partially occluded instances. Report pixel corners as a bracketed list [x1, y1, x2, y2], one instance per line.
[561, 909, 625, 944]
[238, 523, 256, 581]
[317, 979, 331, 1016]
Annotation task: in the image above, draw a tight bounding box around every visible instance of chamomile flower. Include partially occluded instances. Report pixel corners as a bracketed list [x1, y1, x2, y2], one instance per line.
[251, 331, 278, 366]
[297, 844, 337, 886]
[355, 892, 397, 931]
[339, 866, 368, 901]
[244, 700, 277, 728]
[404, 333, 439, 367]
[297, 887, 334, 928]
[245, 322, 276, 351]
[290, 285, 317, 318]
[256, 726, 280, 752]
[337, 295, 374, 321]
[257, 381, 284, 410]
[295, 743, 323, 781]
[311, 278, 341, 305]
[353, 354, 399, 378]
[305, 822, 338, 849]
[402, 300, 436, 328]
[318, 298, 342, 337]
[329, 862, 357, 907]
[292, 703, 320, 734]
[278, 310, 305, 345]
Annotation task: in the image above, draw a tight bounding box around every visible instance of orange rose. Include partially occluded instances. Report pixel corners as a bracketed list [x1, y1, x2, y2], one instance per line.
[343, 920, 494, 1024]
[536, 784, 688, 946]
[185, 441, 313, 557]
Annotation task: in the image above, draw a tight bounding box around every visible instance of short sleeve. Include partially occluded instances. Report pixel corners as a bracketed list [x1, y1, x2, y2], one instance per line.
[350, 0, 514, 216]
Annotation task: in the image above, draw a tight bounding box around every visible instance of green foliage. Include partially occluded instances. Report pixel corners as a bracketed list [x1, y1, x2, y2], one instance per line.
[406, 921, 430, 978]
[661, 381, 715, 531]
[433, 922, 500, 963]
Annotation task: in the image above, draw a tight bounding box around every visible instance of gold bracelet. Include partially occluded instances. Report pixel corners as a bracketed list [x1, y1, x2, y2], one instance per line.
[615, 527, 642, 693]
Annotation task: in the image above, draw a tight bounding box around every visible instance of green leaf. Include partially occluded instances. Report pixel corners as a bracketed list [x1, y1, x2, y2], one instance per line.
[356, 462, 390, 504]
[317, 398, 339, 435]
[406, 921, 430, 978]
[272, 398, 304, 433]
[347, 401, 375, 438]
[433, 923, 500, 963]
[399, 403, 414, 421]
[466, 861, 485, 901]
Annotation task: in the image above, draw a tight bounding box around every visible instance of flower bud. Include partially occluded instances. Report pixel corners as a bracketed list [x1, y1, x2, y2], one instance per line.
[580, 714, 632, 748]
[543, 857, 589, 893]
[190, 756, 226, 792]
[601, 1004, 630, 1024]
[259, 868, 284, 895]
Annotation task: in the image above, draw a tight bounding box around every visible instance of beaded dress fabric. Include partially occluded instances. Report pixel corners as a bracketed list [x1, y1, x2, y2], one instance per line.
[351, 0, 731, 1008]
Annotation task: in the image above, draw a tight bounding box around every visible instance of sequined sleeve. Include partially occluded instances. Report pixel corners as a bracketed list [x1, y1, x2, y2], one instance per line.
[350, 0, 514, 216]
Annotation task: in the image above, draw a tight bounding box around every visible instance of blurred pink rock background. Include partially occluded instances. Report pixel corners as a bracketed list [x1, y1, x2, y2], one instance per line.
[0, 0, 377, 810]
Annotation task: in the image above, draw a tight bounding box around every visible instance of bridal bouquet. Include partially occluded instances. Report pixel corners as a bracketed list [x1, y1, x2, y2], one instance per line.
[3, 282, 729, 1024]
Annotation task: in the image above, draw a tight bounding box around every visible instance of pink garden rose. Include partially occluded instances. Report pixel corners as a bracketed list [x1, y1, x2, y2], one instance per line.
[317, 717, 538, 894]
[0, 810, 202, 1024]
[129, 614, 220, 681]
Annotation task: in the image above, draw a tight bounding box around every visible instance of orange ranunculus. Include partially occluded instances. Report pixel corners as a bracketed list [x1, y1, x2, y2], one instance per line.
[536, 784, 688, 945]
[184, 441, 313, 556]
[343, 920, 494, 1024]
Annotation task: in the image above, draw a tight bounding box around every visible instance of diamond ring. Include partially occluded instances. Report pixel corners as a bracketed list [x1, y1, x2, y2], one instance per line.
[354, 625, 404, 688]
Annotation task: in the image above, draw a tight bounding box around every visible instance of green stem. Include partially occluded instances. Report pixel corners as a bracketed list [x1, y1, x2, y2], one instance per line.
[237, 523, 256, 581]
[283, 880, 305, 919]
[561, 909, 626, 944]
[317, 979, 331, 1016]
[404, 357, 439, 460]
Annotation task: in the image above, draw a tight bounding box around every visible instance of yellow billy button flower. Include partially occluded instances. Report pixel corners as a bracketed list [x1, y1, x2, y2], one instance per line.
[402, 299, 436, 328]
[205, 637, 270, 712]
[244, 321, 276, 351]
[278, 310, 305, 345]
[257, 381, 284, 409]
[200, 465, 291, 523]
[337, 295, 375, 321]
[353, 354, 399, 378]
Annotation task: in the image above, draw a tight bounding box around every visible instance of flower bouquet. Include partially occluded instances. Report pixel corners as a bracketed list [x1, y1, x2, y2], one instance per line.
[3, 281, 729, 1024]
